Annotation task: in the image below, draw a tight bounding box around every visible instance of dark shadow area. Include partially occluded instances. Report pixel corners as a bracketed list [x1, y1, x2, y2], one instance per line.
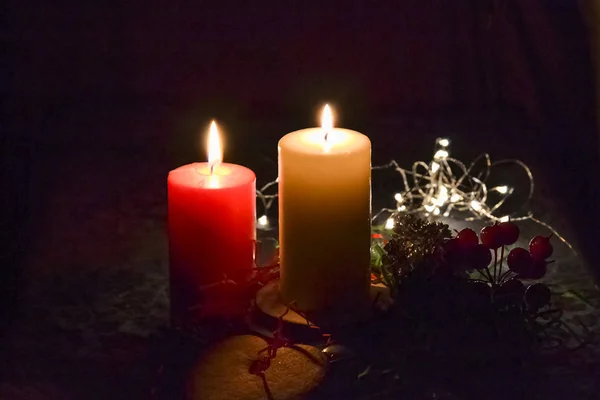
[3, 1, 600, 398]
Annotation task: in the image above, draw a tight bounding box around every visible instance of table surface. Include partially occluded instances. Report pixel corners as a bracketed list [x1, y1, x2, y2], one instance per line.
[3, 107, 600, 399]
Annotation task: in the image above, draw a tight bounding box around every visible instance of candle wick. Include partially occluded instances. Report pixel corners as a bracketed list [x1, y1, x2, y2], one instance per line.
[324, 131, 329, 143]
[210, 163, 215, 175]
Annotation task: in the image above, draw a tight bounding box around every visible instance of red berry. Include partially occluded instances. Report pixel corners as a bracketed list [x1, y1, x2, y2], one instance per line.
[520, 259, 547, 280]
[467, 244, 492, 270]
[443, 238, 463, 266]
[529, 236, 553, 260]
[469, 281, 492, 301]
[457, 228, 478, 249]
[464, 281, 492, 313]
[497, 222, 519, 246]
[524, 283, 551, 310]
[480, 225, 503, 249]
[507, 247, 533, 274]
[443, 238, 461, 253]
[497, 279, 525, 297]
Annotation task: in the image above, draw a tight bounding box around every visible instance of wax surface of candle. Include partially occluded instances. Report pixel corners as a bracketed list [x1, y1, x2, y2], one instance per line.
[168, 162, 255, 322]
[278, 126, 371, 319]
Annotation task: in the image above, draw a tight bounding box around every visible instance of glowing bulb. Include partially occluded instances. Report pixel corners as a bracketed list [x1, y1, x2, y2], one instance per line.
[496, 185, 509, 194]
[443, 211, 450, 217]
[431, 186, 449, 207]
[437, 186, 448, 204]
[431, 162, 440, 173]
[385, 217, 395, 230]
[207, 120, 222, 172]
[394, 193, 403, 203]
[434, 149, 449, 160]
[397, 205, 406, 212]
[438, 138, 450, 147]
[258, 215, 269, 227]
[424, 204, 435, 212]
[433, 207, 441, 216]
[470, 200, 482, 211]
[450, 193, 462, 203]
[500, 215, 510, 222]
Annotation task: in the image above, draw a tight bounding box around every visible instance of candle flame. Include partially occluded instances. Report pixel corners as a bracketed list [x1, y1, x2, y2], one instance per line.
[321, 104, 333, 152]
[207, 120, 222, 173]
[322, 104, 333, 131]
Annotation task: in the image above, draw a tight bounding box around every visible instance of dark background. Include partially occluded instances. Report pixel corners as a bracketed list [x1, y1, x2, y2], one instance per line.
[3, 0, 600, 348]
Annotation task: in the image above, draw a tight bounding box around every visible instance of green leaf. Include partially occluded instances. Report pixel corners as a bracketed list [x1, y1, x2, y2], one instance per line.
[370, 244, 386, 269]
[381, 264, 395, 288]
[371, 225, 386, 234]
[559, 289, 595, 308]
[357, 365, 372, 379]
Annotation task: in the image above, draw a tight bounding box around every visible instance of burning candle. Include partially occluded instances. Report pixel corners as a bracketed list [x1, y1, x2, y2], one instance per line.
[168, 121, 256, 324]
[278, 105, 371, 320]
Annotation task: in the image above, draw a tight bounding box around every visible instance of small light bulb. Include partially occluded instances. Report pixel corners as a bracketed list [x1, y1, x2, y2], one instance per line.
[431, 162, 440, 173]
[470, 200, 482, 211]
[424, 204, 435, 212]
[435, 186, 449, 205]
[496, 185, 509, 194]
[438, 138, 450, 147]
[433, 207, 441, 216]
[385, 217, 395, 230]
[434, 149, 449, 160]
[500, 215, 510, 222]
[397, 205, 407, 212]
[394, 193, 403, 203]
[443, 211, 450, 217]
[258, 215, 269, 227]
[432, 196, 445, 206]
[450, 193, 462, 203]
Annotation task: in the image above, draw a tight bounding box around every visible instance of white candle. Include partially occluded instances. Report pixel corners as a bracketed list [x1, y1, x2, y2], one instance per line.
[278, 105, 371, 320]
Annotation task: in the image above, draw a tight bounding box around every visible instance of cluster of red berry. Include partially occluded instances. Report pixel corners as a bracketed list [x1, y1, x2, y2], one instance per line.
[443, 222, 554, 311]
[443, 221, 522, 271]
[507, 236, 553, 279]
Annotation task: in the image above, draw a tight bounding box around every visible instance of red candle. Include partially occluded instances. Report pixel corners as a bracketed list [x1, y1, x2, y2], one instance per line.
[168, 121, 256, 324]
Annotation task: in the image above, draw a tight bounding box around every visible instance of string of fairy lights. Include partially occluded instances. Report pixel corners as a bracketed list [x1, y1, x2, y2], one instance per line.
[256, 179, 278, 229]
[255, 137, 574, 252]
